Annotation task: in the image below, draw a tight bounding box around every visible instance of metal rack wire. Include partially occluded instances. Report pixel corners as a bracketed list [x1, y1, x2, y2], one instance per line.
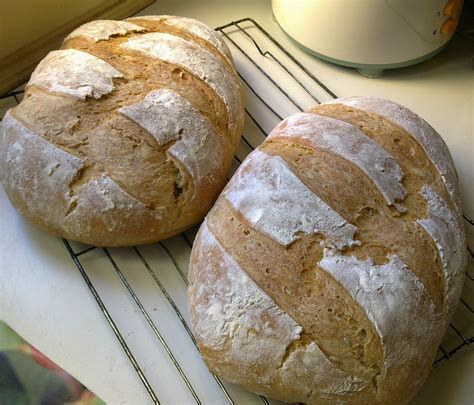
[0, 16, 472, 405]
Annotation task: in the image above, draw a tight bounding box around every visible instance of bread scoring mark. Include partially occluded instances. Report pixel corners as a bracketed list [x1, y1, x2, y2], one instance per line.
[65, 174, 160, 234]
[119, 89, 230, 198]
[164, 16, 233, 65]
[418, 186, 467, 318]
[1, 112, 162, 241]
[120, 32, 242, 139]
[190, 221, 302, 385]
[190, 221, 369, 397]
[319, 249, 440, 375]
[119, 88, 185, 146]
[27, 49, 124, 100]
[1, 112, 85, 226]
[326, 96, 461, 211]
[280, 341, 368, 400]
[261, 136, 446, 313]
[127, 15, 233, 65]
[223, 149, 359, 248]
[10, 86, 184, 214]
[310, 101, 461, 312]
[270, 113, 407, 211]
[207, 197, 385, 381]
[64, 20, 146, 42]
[62, 36, 230, 136]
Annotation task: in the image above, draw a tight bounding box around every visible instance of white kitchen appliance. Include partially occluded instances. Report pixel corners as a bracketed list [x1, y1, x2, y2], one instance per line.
[272, 0, 464, 76]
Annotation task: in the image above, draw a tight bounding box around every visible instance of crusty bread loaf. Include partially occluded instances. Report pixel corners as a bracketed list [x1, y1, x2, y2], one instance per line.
[188, 96, 466, 404]
[0, 16, 244, 246]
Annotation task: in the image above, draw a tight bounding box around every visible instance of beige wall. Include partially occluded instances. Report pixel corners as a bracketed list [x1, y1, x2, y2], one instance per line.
[0, 0, 120, 59]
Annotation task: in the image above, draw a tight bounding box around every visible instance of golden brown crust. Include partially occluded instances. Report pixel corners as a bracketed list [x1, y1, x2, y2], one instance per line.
[62, 34, 231, 137]
[188, 99, 466, 404]
[125, 16, 238, 77]
[261, 137, 444, 310]
[309, 104, 453, 213]
[207, 197, 383, 381]
[1, 16, 243, 246]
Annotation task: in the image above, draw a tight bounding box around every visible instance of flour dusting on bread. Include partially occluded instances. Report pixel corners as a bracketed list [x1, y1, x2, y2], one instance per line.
[28, 49, 124, 100]
[190, 222, 302, 385]
[65, 175, 158, 234]
[223, 150, 359, 248]
[121, 32, 242, 138]
[327, 96, 461, 210]
[269, 112, 407, 210]
[418, 185, 467, 317]
[128, 15, 233, 65]
[319, 249, 440, 372]
[1, 112, 84, 224]
[280, 341, 368, 400]
[65, 20, 146, 42]
[164, 16, 233, 64]
[119, 89, 230, 196]
[188, 96, 466, 404]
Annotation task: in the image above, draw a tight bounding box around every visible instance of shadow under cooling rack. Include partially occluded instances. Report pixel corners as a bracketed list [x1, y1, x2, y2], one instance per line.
[1, 17, 473, 405]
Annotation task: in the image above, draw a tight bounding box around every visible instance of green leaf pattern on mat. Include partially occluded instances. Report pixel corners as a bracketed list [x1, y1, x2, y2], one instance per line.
[0, 321, 105, 404]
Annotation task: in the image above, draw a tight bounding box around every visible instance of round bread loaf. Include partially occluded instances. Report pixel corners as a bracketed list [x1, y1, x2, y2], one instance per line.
[188, 97, 466, 404]
[0, 16, 243, 246]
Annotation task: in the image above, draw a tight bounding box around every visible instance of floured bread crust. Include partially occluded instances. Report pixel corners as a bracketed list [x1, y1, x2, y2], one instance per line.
[65, 20, 146, 42]
[223, 150, 359, 248]
[0, 16, 244, 246]
[121, 32, 241, 142]
[188, 97, 466, 404]
[127, 15, 234, 66]
[325, 96, 461, 210]
[28, 49, 124, 100]
[268, 113, 407, 211]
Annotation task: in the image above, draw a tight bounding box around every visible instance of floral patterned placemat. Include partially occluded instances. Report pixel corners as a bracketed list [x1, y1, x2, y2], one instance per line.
[0, 321, 104, 404]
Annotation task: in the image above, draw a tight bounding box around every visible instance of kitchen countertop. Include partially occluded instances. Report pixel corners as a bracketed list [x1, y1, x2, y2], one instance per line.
[0, 0, 472, 403]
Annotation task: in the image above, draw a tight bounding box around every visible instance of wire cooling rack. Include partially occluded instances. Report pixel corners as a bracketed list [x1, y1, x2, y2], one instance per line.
[0, 17, 473, 405]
